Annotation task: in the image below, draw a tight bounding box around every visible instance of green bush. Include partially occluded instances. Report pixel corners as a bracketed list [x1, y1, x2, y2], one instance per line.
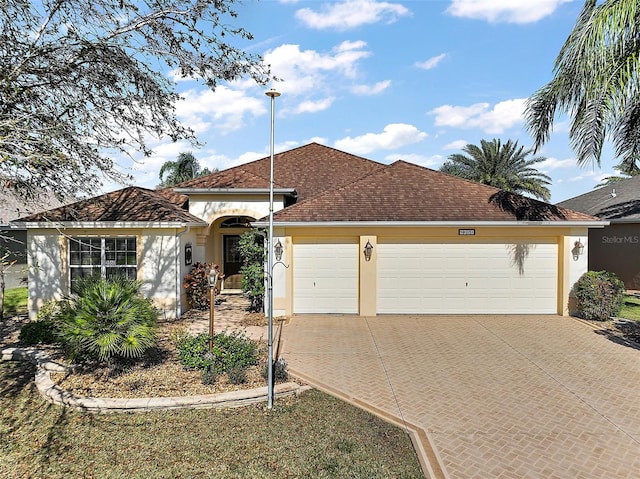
[36, 299, 63, 322]
[574, 270, 625, 321]
[56, 276, 158, 362]
[18, 320, 58, 345]
[177, 331, 258, 376]
[238, 230, 265, 312]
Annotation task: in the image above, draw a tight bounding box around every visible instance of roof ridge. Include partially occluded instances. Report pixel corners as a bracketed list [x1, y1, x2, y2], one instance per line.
[268, 161, 392, 217]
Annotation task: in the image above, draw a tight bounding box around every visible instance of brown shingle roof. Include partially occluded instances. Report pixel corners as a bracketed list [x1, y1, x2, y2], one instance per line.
[168, 143, 385, 202]
[15, 187, 205, 224]
[270, 160, 599, 223]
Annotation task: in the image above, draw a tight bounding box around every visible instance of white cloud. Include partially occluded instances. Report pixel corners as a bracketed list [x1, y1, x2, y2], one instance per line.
[296, 0, 411, 31]
[334, 123, 427, 154]
[351, 80, 391, 95]
[567, 170, 611, 184]
[429, 98, 526, 134]
[415, 53, 447, 70]
[446, 0, 570, 24]
[538, 157, 577, 171]
[176, 86, 265, 134]
[264, 41, 372, 97]
[292, 97, 336, 114]
[442, 139, 468, 150]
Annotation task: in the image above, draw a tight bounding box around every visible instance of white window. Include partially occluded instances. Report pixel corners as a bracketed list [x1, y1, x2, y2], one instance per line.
[69, 237, 137, 291]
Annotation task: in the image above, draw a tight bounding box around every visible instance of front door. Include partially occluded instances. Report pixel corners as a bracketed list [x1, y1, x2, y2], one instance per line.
[223, 235, 242, 289]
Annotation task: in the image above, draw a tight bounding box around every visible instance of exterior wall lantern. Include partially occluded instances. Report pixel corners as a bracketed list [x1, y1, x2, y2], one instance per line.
[363, 240, 374, 262]
[572, 239, 585, 261]
[274, 239, 283, 262]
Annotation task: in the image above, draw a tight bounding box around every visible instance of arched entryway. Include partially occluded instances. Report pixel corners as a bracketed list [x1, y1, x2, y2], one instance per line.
[207, 215, 255, 290]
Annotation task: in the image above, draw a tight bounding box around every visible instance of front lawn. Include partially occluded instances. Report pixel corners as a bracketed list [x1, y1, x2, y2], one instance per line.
[618, 294, 640, 321]
[0, 362, 423, 479]
[2, 286, 27, 317]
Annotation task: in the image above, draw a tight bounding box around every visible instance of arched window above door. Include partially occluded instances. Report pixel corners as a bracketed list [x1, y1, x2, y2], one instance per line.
[219, 216, 254, 228]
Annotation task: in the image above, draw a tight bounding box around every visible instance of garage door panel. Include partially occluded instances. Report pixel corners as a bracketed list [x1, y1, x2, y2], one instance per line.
[293, 241, 358, 314]
[377, 241, 557, 314]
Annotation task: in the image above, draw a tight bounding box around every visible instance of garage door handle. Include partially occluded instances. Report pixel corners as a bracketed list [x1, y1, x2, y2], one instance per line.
[466, 282, 468, 287]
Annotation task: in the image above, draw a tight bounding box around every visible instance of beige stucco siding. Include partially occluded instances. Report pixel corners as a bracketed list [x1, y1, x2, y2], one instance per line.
[27, 230, 65, 319]
[189, 195, 285, 225]
[26, 227, 200, 320]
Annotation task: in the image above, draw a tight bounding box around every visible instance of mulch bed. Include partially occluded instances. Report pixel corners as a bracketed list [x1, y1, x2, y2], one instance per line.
[2, 315, 274, 399]
[50, 324, 271, 399]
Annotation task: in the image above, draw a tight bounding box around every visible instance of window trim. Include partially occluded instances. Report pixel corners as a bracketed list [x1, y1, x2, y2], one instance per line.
[68, 237, 138, 290]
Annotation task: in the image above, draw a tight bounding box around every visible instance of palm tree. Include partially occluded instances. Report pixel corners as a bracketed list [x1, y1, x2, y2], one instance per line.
[526, 0, 640, 169]
[439, 139, 552, 201]
[158, 152, 216, 187]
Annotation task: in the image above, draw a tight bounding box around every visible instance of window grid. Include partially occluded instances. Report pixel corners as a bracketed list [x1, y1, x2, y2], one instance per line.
[69, 237, 137, 291]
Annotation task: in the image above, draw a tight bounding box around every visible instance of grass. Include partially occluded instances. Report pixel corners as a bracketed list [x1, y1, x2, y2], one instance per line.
[2, 286, 27, 316]
[618, 294, 640, 321]
[0, 362, 423, 479]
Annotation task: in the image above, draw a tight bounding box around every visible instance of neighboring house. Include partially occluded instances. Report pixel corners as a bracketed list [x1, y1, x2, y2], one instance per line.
[13, 143, 605, 320]
[558, 176, 640, 289]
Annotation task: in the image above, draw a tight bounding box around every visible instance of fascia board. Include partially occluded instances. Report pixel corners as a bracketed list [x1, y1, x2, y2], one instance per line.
[252, 220, 610, 228]
[11, 221, 207, 229]
[173, 188, 296, 195]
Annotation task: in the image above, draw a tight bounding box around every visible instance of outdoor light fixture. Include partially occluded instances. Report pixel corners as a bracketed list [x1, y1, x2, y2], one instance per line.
[208, 266, 220, 352]
[274, 239, 283, 262]
[363, 240, 374, 262]
[572, 239, 585, 261]
[266, 87, 280, 409]
[208, 268, 219, 288]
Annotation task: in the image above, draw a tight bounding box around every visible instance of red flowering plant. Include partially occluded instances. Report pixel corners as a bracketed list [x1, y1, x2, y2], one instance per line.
[183, 263, 224, 310]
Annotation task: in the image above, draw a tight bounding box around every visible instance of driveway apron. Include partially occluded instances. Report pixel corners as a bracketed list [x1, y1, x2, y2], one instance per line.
[281, 315, 640, 479]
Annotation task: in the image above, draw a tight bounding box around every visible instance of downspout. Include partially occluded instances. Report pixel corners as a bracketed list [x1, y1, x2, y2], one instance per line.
[175, 225, 191, 319]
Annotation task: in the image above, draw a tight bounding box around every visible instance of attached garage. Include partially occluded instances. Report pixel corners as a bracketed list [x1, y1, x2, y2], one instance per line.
[293, 239, 359, 314]
[377, 239, 558, 314]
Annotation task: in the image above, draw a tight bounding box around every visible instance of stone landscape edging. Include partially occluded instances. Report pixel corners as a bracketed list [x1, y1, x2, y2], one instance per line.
[2, 347, 309, 413]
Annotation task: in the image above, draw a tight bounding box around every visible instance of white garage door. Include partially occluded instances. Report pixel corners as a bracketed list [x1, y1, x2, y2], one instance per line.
[293, 240, 359, 314]
[377, 240, 557, 314]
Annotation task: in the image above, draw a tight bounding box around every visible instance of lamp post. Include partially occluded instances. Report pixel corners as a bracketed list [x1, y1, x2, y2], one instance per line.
[208, 266, 219, 352]
[265, 87, 280, 409]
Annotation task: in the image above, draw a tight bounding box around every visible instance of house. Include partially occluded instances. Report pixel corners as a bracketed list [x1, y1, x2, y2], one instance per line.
[1, 190, 67, 289]
[558, 176, 640, 289]
[13, 143, 605, 319]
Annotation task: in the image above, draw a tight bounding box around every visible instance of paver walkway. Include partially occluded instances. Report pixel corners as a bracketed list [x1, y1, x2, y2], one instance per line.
[281, 315, 640, 478]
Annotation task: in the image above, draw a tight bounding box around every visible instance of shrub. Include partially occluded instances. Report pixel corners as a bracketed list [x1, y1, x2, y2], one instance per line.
[262, 357, 289, 383]
[177, 331, 258, 376]
[18, 320, 58, 345]
[183, 262, 211, 310]
[56, 276, 158, 362]
[36, 299, 63, 322]
[574, 270, 625, 321]
[227, 365, 248, 385]
[238, 230, 265, 312]
[184, 263, 222, 310]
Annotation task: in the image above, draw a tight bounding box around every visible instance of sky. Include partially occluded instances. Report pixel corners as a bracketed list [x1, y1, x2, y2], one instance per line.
[116, 0, 620, 204]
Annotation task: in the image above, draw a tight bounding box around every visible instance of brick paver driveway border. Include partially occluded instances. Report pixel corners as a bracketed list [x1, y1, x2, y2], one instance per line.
[281, 315, 640, 479]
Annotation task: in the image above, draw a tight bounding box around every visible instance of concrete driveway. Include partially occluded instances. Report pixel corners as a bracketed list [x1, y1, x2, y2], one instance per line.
[281, 315, 640, 478]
